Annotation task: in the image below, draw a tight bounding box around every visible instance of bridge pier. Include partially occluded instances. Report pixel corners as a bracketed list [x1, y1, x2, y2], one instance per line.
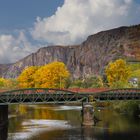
[0, 125, 8, 140]
[82, 103, 95, 126]
[0, 105, 8, 140]
[0, 105, 8, 126]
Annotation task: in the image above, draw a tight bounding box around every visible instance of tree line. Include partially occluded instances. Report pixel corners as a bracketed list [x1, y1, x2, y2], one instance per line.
[0, 59, 140, 89]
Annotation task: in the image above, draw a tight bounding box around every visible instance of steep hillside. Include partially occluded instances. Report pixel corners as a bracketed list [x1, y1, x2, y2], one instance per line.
[1, 24, 140, 79]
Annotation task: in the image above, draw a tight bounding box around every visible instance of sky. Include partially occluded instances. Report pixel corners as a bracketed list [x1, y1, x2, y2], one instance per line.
[0, 0, 140, 64]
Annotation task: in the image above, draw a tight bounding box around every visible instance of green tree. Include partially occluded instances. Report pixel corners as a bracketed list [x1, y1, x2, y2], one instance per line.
[83, 76, 104, 88]
[0, 78, 6, 88]
[70, 79, 83, 88]
[129, 69, 140, 87]
[70, 76, 103, 88]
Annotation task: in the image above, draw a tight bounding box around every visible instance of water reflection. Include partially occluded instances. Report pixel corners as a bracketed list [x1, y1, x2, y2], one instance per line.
[9, 119, 71, 140]
[42, 127, 140, 140]
[7, 105, 140, 140]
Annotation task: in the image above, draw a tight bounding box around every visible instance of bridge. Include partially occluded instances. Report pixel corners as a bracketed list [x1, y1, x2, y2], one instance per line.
[0, 88, 140, 129]
[0, 88, 140, 105]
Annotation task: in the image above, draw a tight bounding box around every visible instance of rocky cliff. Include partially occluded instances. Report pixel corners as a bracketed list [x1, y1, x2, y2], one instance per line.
[1, 24, 140, 78]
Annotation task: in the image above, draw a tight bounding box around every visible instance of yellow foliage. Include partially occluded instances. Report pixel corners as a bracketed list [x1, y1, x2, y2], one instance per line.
[0, 78, 14, 89]
[17, 62, 70, 89]
[17, 66, 39, 88]
[0, 78, 7, 87]
[34, 62, 70, 88]
[105, 59, 131, 87]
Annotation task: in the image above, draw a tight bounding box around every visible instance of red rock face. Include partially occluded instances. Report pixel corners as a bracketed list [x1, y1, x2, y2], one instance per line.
[1, 24, 140, 79]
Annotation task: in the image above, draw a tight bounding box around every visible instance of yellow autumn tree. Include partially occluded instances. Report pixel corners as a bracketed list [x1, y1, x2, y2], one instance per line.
[17, 66, 39, 88]
[105, 59, 131, 88]
[34, 61, 70, 88]
[0, 78, 15, 89]
[0, 78, 7, 88]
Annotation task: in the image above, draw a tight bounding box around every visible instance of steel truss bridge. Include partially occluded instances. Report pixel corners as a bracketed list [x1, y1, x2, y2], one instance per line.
[0, 88, 140, 105]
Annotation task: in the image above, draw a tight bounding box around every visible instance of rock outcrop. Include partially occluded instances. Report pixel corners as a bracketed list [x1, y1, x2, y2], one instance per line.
[1, 24, 140, 78]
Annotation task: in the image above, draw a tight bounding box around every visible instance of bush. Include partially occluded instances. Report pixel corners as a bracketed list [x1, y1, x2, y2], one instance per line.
[112, 101, 140, 117]
[70, 76, 104, 88]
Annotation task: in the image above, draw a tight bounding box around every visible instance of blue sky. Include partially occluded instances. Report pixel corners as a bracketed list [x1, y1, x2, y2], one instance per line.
[0, 0, 64, 31]
[0, 0, 140, 63]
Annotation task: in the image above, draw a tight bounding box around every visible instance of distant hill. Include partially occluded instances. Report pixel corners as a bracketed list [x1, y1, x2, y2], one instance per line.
[0, 24, 140, 79]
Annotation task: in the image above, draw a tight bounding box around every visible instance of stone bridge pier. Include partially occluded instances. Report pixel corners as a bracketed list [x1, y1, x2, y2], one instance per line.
[82, 103, 95, 126]
[0, 105, 8, 140]
[0, 125, 8, 140]
[0, 105, 8, 125]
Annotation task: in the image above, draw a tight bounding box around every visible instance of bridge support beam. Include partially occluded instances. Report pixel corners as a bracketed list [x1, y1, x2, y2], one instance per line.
[82, 103, 94, 126]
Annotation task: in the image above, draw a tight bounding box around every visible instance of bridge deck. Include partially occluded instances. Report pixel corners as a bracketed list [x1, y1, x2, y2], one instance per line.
[0, 88, 140, 105]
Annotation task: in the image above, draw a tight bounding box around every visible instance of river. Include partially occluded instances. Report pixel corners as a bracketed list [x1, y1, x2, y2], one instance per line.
[2, 104, 140, 140]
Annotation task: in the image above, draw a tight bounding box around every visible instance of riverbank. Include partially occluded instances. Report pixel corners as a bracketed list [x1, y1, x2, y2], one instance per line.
[94, 100, 140, 117]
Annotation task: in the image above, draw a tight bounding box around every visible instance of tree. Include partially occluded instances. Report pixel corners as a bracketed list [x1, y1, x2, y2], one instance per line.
[17, 66, 39, 88]
[129, 69, 140, 87]
[0, 78, 12, 89]
[0, 78, 17, 89]
[0, 78, 7, 88]
[34, 62, 70, 88]
[83, 76, 104, 88]
[105, 59, 131, 88]
[70, 76, 104, 88]
[70, 79, 83, 88]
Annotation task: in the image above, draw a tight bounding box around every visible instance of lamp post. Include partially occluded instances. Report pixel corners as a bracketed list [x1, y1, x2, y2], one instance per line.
[60, 76, 62, 89]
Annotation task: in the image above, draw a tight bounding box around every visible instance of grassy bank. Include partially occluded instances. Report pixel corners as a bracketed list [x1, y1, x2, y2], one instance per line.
[94, 101, 140, 117]
[111, 101, 140, 117]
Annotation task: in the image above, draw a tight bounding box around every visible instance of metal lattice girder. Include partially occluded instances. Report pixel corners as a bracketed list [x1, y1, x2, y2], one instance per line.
[94, 88, 140, 100]
[0, 88, 89, 105]
[0, 88, 140, 105]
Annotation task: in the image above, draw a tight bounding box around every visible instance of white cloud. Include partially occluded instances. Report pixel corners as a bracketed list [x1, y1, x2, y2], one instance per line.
[31, 0, 140, 45]
[0, 31, 38, 63]
[0, 0, 140, 63]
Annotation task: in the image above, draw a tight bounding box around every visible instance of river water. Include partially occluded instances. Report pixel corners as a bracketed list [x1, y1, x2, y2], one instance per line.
[5, 104, 140, 140]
